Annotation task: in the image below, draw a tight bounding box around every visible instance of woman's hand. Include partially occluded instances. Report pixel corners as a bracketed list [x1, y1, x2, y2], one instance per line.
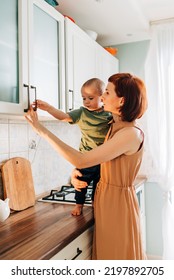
[25, 106, 43, 135]
[71, 169, 87, 192]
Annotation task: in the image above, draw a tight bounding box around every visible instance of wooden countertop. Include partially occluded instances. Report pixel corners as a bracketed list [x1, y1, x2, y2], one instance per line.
[134, 175, 147, 189]
[0, 202, 94, 260]
[0, 176, 146, 260]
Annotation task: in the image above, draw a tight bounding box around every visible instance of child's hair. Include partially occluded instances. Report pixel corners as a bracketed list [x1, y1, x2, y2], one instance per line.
[82, 78, 105, 95]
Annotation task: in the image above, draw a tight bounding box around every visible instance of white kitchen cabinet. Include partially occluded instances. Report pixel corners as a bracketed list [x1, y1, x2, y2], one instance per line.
[65, 18, 119, 111]
[28, 0, 65, 117]
[51, 226, 93, 260]
[0, 0, 65, 117]
[65, 18, 97, 111]
[0, 0, 22, 114]
[136, 183, 146, 251]
[96, 44, 119, 85]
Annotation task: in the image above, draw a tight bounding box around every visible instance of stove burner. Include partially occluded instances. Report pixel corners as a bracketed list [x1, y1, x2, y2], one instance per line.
[39, 185, 92, 205]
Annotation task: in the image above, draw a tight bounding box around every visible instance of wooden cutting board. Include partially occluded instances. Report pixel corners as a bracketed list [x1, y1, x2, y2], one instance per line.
[1, 157, 36, 211]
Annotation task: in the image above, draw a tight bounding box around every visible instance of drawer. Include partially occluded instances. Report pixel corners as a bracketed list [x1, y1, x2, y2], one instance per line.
[51, 226, 93, 260]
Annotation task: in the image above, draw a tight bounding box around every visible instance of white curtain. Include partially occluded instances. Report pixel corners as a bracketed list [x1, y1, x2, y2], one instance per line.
[145, 22, 174, 259]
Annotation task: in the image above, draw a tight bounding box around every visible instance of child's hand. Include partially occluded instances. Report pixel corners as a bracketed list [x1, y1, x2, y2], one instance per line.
[36, 100, 51, 111]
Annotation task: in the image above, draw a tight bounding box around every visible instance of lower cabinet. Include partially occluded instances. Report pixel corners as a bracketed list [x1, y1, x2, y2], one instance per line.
[51, 226, 93, 260]
[136, 183, 146, 251]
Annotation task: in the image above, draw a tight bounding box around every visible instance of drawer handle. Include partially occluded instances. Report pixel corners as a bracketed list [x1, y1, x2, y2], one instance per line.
[71, 247, 82, 260]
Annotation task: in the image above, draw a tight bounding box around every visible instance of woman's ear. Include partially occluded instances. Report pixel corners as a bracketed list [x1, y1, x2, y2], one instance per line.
[120, 97, 125, 105]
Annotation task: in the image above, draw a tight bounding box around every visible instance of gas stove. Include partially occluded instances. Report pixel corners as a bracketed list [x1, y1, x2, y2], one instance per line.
[38, 185, 92, 205]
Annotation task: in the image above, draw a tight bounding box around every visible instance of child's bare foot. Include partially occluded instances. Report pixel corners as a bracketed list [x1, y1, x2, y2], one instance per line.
[71, 204, 83, 216]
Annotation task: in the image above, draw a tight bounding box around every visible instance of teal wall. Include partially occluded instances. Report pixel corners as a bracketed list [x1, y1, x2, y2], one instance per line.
[114, 40, 150, 79]
[112, 40, 163, 258]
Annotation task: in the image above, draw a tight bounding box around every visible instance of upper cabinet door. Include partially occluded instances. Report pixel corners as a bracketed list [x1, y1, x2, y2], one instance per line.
[28, 0, 65, 117]
[96, 45, 119, 85]
[65, 18, 119, 111]
[65, 18, 96, 111]
[0, 0, 65, 117]
[0, 0, 26, 115]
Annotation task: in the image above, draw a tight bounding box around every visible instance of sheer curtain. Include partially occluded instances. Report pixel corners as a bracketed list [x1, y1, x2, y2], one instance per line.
[145, 22, 174, 259]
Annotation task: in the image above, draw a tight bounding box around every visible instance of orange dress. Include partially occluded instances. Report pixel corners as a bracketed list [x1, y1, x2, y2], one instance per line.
[92, 120, 146, 260]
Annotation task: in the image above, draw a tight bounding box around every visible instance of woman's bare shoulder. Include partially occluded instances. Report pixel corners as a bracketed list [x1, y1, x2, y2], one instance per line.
[113, 126, 143, 155]
[116, 126, 142, 137]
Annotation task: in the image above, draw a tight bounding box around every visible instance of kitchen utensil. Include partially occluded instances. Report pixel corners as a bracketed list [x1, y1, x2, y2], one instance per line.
[0, 198, 10, 222]
[1, 157, 35, 211]
[64, 15, 75, 23]
[44, 0, 59, 7]
[85, 30, 98, 41]
[104, 47, 118, 56]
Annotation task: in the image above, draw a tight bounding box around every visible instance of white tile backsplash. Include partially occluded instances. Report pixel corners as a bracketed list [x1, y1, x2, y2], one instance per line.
[9, 151, 29, 159]
[9, 123, 28, 153]
[0, 123, 9, 153]
[0, 153, 9, 163]
[0, 118, 81, 198]
[0, 138, 9, 154]
[0, 123, 8, 137]
[0, 118, 8, 124]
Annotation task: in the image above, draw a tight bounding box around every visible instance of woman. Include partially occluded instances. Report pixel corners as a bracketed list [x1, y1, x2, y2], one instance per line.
[25, 73, 147, 260]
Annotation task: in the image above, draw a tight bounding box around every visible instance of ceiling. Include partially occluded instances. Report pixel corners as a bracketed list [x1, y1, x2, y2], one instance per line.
[56, 0, 174, 46]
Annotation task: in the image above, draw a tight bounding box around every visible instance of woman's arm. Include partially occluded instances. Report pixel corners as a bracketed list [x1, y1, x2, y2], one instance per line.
[25, 107, 142, 168]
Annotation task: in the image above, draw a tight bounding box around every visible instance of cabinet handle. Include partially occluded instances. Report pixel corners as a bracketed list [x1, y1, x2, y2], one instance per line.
[23, 84, 30, 112]
[30, 85, 37, 111]
[68, 89, 74, 111]
[71, 247, 82, 260]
